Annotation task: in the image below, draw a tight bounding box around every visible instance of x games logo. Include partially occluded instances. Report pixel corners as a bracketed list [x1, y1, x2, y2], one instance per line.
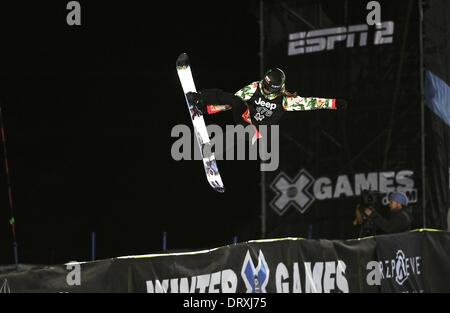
[270, 169, 417, 216]
[270, 169, 315, 215]
[241, 250, 270, 293]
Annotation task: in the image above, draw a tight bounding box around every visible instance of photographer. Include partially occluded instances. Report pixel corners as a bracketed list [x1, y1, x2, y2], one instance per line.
[354, 191, 412, 236]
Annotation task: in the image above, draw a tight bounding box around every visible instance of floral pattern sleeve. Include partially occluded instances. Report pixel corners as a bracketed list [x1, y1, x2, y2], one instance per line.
[283, 96, 336, 111]
[235, 82, 259, 101]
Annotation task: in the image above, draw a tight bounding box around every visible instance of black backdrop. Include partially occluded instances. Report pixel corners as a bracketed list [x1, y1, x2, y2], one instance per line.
[0, 1, 263, 265]
[263, 0, 423, 239]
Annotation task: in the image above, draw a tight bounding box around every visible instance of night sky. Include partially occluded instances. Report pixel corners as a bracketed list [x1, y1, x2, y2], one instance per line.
[0, 1, 262, 264]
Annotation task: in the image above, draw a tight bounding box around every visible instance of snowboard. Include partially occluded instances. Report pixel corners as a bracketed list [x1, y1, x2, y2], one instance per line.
[176, 53, 225, 193]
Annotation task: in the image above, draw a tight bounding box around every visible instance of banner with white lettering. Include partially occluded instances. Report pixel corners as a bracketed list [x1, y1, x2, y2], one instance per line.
[263, 0, 422, 239]
[0, 258, 124, 293]
[130, 231, 447, 293]
[375, 232, 426, 292]
[131, 238, 377, 293]
[2, 230, 448, 293]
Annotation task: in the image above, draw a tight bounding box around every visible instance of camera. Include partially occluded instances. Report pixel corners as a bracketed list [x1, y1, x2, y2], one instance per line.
[356, 190, 382, 235]
[360, 190, 381, 209]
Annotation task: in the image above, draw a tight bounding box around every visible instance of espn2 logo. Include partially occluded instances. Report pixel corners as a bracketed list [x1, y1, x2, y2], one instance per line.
[288, 21, 394, 56]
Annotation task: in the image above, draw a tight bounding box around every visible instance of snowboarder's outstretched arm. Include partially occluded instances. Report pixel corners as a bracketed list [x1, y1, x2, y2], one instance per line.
[283, 95, 338, 111]
[190, 82, 258, 112]
[200, 88, 244, 111]
[187, 88, 250, 124]
[283, 95, 348, 111]
[188, 88, 245, 114]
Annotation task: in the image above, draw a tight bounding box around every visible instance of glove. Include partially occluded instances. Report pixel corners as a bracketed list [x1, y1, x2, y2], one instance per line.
[186, 92, 204, 118]
[190, 105, 203, 118]
[335, 99, 347, 110]
[186, 91, 202, 106]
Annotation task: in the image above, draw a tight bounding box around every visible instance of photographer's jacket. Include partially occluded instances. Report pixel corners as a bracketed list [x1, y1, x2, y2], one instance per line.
[369, 209, 412, 234]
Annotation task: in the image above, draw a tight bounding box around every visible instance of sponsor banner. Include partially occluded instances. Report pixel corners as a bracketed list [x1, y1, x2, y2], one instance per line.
[270, 168, 417, 216]
[134, 239, 364, 293]
[0, 259, 126, 293]
[0, 230, 449, 293]
[419, 231, 450, 291]
[288, 21, 394, 56]
[375, 232, 425, 292]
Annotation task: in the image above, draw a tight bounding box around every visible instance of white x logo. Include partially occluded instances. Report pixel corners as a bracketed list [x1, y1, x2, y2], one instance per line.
[270, 169, 315, 215]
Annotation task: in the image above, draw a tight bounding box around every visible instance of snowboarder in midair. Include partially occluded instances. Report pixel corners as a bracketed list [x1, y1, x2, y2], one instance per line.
[187, 68, 347, 141]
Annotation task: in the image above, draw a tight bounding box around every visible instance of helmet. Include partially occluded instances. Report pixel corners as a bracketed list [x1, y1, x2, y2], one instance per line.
[262, 68, 286, 94]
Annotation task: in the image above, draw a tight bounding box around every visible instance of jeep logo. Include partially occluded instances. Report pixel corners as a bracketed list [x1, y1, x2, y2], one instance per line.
[255, 97, 277, 110]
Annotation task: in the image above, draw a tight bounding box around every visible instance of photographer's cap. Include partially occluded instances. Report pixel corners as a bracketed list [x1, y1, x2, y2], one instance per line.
[388, 192, 408, 206]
